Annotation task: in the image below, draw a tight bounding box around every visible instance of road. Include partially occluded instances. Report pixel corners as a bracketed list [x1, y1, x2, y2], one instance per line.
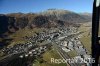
[0, 30, 85, 66]
[51, 32, 85, 66]
[0, 52, 24, 66]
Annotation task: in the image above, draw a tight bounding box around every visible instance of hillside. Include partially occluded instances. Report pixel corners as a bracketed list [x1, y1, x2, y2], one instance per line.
[0, 9, 92, 66]
[39, 9, 92, 23]
[0, 9, 92, 36]
[79, 12, 92, 22]
[0, 9, 92, 48]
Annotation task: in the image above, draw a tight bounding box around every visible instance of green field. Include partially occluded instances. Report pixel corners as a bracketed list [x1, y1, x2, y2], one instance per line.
[67, 50, 77, 58]
[33, 49, 68, 66]
[79, 23, 91, 54]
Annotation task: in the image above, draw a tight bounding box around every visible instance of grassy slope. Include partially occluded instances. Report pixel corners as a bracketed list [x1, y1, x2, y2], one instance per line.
[79, 22, 91, 54]
[8, 28, 45, 46]
[80, 33, 91, 54]
[67, 22, 91, 58]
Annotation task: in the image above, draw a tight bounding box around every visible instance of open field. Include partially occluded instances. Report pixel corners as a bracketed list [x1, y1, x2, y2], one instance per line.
[79, 22, 91, 54]
[33, 48, 68, 66]
[67, 50, 77, 58]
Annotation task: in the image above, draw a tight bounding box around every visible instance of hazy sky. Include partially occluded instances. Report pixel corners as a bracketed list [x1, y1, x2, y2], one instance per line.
[0, 0, 94, 14]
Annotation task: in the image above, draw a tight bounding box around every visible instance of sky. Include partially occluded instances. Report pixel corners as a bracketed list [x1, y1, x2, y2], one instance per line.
[0, 0, 94, 14]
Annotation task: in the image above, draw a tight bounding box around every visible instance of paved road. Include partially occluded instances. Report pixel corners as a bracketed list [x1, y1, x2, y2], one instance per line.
[53, 42, 79, 66]
[52, 32, 85, 66]
[0, 31, 84, 66]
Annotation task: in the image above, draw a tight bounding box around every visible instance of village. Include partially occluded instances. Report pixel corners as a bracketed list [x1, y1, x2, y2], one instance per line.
[1, 26, 91, 65]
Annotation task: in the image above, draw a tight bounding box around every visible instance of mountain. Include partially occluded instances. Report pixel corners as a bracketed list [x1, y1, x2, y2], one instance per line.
[0, 9, 92, 36]
[0, 9, 92, 48]
[39, 9, 92, 23]
[79, 12, 92, 22]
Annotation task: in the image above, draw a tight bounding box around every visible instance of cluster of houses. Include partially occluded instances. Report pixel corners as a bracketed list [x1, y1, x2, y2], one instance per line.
[1, 26, 92, 65]
[24, 31, 60, 43]
[1, 26, 80, 58]
[2, 40, 51, 59]
[2, 41, 36, 55]
[19, 45, 47, 58]
[59, 38, 88, 55]
[24, 27, 78, 43]
[55, 32, 91, 65]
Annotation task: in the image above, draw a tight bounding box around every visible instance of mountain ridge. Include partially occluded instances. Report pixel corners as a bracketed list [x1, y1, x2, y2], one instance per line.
[0, 9, 92, 36]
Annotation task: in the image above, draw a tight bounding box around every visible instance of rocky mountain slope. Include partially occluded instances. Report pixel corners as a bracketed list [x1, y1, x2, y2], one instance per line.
[0, 9, 92, 36]
[40, 9, 91, 22]
[79, 12, 92, 22]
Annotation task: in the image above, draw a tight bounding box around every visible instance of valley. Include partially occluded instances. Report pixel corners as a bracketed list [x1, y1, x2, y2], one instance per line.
[0, 9, 92, 66]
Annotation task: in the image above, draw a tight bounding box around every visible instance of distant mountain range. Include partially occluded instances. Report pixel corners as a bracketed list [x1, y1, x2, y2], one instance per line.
[0, 9, 92, 36]
[40, 9, 92, 23]
[79, 12, 92, 22]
